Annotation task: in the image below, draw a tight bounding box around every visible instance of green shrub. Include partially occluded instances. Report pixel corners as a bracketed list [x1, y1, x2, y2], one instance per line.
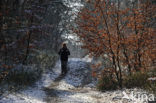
[145, 82, 156, 96]
[148, 69, 156, 77]
[97, 74, 118, 91]
[0, 64, 43, 93]
[123, 71, 156, 96]
[5, 65, 42, 86]
[145, 69, 156, 96]
[123, 72, 150, 89]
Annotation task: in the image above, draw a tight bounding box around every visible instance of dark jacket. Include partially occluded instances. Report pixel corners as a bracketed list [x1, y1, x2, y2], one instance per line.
[58, 47, 70, 61]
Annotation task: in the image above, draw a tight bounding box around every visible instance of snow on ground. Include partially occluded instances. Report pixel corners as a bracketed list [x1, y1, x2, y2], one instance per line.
[0, 58, 155, 103]
[0, 60, 61, 103]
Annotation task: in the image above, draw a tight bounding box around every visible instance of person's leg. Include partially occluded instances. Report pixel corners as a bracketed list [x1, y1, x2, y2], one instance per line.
[62, 61, 67, 74]
[64, 61, 68, 74]
[61, 60, 68, 75]
[61, 60, 64, 74]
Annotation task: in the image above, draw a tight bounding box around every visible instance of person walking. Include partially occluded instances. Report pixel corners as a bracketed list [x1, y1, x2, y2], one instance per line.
[58, 43, 70, 75]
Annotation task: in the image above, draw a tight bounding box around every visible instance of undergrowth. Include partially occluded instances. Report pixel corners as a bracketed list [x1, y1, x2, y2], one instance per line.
[97, 69, 156, 97]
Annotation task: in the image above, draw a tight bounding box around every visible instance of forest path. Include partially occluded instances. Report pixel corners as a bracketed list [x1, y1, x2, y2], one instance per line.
[0, 58, 98, 103]
[0, 58, 150, 103]
[43, 74, 66, 102]
[42, 58, 98, 103]
[42, 59, 100, 103]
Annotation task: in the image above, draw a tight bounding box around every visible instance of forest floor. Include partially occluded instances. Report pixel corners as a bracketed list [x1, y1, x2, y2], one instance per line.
[0, 58, 155, 103]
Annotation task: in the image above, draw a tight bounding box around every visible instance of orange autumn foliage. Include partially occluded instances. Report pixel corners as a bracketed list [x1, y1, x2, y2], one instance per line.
[74, 0, 156, 88]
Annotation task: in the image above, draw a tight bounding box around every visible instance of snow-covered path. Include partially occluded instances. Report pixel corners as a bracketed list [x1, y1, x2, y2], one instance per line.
[0, 58, 154, 103]
[0, 58, 93, 103]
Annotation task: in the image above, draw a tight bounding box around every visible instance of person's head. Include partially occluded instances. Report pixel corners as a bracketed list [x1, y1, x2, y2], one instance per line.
[62, 43, 67, 48]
